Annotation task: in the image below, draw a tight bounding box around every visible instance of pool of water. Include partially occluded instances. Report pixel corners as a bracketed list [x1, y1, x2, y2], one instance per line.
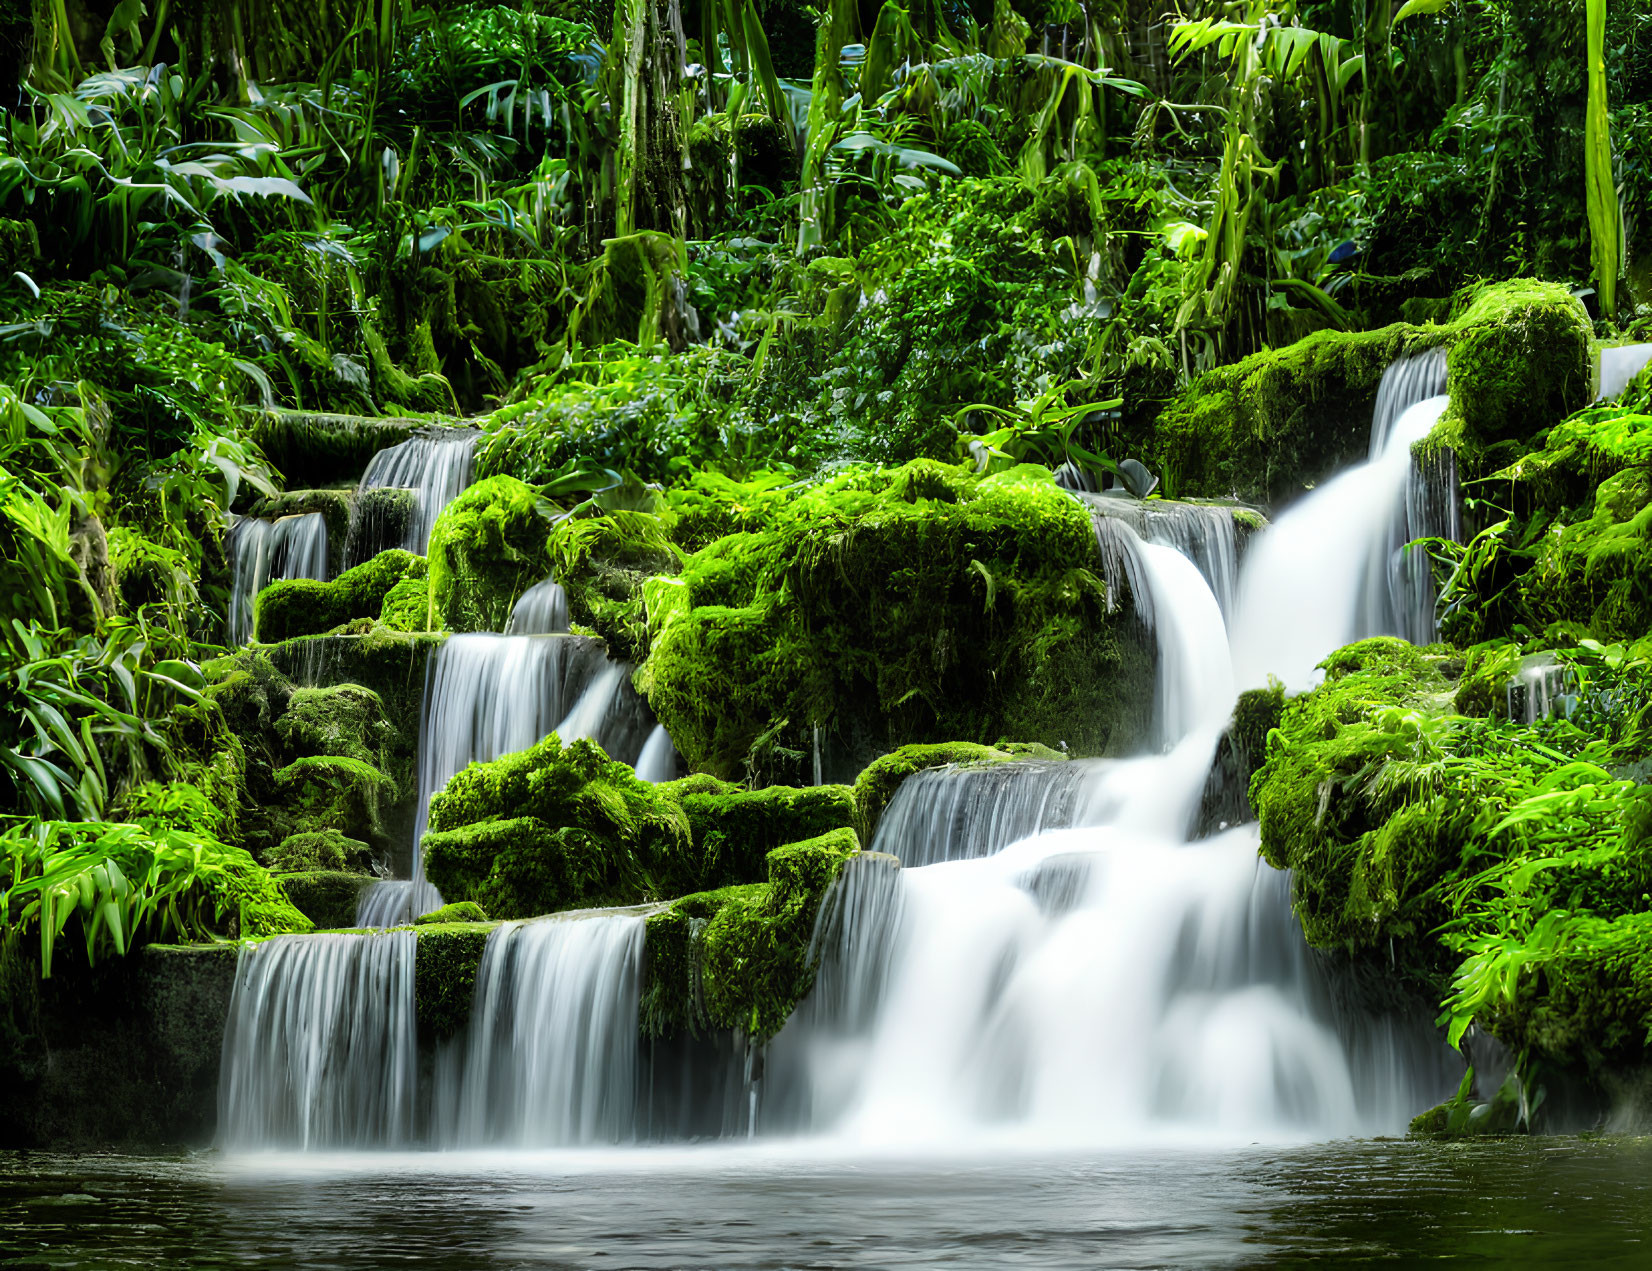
[2, 1138, 1647, 1268]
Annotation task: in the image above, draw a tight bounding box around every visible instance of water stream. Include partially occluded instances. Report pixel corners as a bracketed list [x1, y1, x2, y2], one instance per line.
[227, 512, 329, 644]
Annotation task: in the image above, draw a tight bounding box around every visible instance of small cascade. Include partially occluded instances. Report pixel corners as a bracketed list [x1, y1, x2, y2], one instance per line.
[1082, 493, 1249, 616]
[1598, 343, 1652, 401]
[438, 912, 648, 1146]
[1090, 515, 1235, 748]
[506, 577, 570, 634]
[1369, 345, 1448, 459]
[1232, 392, 1450, 689]
[356, 431, 478, 554]
[227, 512, 329, 644]
[354, 878, 443, 929]
[869, 761, 1108, 867]
[1507, 654, 1575, 724]
[218, 931, 418, 1149]
[634, 723, 681, 783]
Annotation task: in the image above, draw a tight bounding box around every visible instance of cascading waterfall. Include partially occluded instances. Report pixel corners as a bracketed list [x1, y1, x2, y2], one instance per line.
[354, 431, 478, 554]
[220, 345, 1469, 1154]
[227, 512, 328, 644]
[1231, 388, 1451, 690]
[1598, 343, 1652, 402]
[438, 912, 648, 1146]
[634, 723, 680, 783]
[218, 931, 418, 1149]
[1507, 654, 1575, 725]
[355, 634, 656, 927]
[1082, 493, 1249, 617]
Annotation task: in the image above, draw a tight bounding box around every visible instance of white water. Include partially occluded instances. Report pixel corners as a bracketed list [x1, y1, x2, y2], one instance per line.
[219, 932, 418, 1149]
[1083, 493, 1249, 617]
[357, 431, 478, 553]
[634, 724, 680, 783]
[506, 577, 571, 634]
[1598, 343, 1652, 402]
[439, 913, 648, 1146]
[228, 512, 329, 644]
[1231, 391, 1449, 690]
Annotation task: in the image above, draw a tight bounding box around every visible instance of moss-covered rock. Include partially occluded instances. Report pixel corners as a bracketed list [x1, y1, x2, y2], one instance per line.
[413, 922, 494, 1041]
[275, 683, 395, 768]
[664, 775, 856, 897]
[640, 828, 860, 1043]
[622, 461, 1152, 783]
[423, 735, 693, 919]
[250, 410, 428, 488]
[254, 549, 428, 642]
[547, 510, 683, 659]
[273, 754, 399, 846]
[377, 574, 432, 631]
[415, 901, 487, 924]
[247, 489, 354, 574]
[426, 474, 553, 632]
[277, 869, 374, 929]
[1145, 279, 1593, 505]
[268, 830, 372, 874]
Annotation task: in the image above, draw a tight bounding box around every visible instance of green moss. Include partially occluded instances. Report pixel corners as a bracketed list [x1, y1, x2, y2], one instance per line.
[850, 741, 1062, 840]
[254, 549, 428, 642]
[413, 922, 494, 1041]
[378, 574, 432, 631]
[250, 410, 426, 488]
[1148, 278, 1595, 504]
[1428, 281, 1595, 473]
[423, 735, 692, 919]
[275, 683, 393, 767]
[426, 475, 553, 632]
[416, 901, 487, 924]
[276, 869, 374, 930]
[640, 828, 859, 1043]
[273, 754, 399, 846]
[1150, 324, 1425, 504]
[268, 830, 371, 873]
[627, 461, 1151, 783]
[547, 510, 682, 659]
[663, 775, 856, 896]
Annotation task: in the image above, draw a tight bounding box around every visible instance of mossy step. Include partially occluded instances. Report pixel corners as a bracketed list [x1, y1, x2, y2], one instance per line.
[276, 870, 376, 931]
[249, 408, 467, 487]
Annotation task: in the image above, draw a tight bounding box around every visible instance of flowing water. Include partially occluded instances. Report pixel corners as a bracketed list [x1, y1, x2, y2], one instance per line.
[505, 577, 571, 634]
[227, 512, 329, 644]
[355, 431, 479, 554]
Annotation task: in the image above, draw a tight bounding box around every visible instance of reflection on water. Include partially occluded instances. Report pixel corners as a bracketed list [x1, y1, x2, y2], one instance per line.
[2, 1139, 1650, 1269]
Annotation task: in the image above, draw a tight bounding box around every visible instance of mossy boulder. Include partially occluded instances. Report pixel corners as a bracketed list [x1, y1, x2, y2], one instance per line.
[421, 736, 862, 919]
[268, 830, 372, 874]
[274, 683, 395, 768]
[547, 510, 683, 660]
[416, 901, 487, 924]
[422, 735, 693, 919]
[377, 574, 432, 631]
[249, 410, 426, 488]
[640, 828, 860, 1043]
[273, 755, 399, 846]
[254, 549, 427, 642]
[629, 461, 1152, 783]
[426, 474, 553, 633]
[277, 869, 374, 929]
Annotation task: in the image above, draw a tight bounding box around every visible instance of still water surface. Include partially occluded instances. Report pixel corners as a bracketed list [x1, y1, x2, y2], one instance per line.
[2, 1138, 1647, 1269]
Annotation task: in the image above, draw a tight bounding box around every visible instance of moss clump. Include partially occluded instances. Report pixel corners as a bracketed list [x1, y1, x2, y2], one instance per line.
[640, 828, 859, 1043]
[272, 755, 399, 851]
[277, 869, 374, 929]
[850, 741, 1063, 840]
[1429, 281, 1595, 474]
[625, 461, 1151, 783]
[254, 549, 428, 642]
[413, 922, 493, 1041]
[426, 474, 553, 633]
[377, 574, 432, 632]
[547, 510, 682, 659]
[275, 683, 395, 768]
[416, 901, 487, 924]
[1250, 631, 1652, 1087]
[423, 735, 692, 919]
[422, 736, 862, 919]
[269, 830, 372, 873]
[664, 775, 856, 897]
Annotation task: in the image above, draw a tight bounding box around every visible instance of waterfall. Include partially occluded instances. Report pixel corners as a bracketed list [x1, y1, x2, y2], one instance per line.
[1231, 390, 1450, 690]
[1507, 654, 1575, 724]
[355, 431, 478, 554]
[1369, 345, 1448, 459]
[438, 912, 648, 1146]
[355, 634, 654, 927]
[1082, 494, 1248, 617]
[227, 512, 328, 644]
[506, 577, 570, 634]
[218, 931, 418, 1149]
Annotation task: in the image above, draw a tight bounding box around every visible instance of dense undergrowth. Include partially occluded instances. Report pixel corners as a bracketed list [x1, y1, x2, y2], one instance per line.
[3, 0, 1652, 1128]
